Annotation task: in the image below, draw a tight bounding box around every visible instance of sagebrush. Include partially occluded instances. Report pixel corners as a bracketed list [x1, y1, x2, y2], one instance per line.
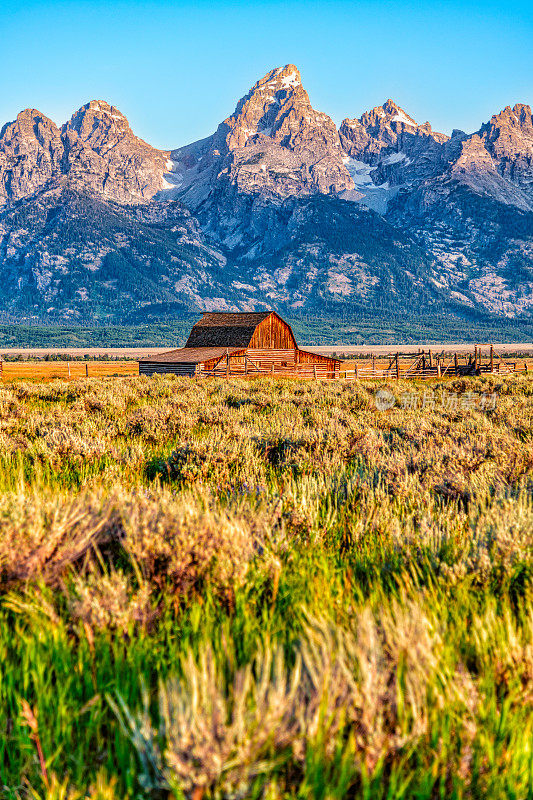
[0, 374, 532, 799]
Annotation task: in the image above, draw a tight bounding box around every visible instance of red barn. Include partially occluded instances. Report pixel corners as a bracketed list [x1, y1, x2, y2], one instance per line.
[138, 311, 340, 378]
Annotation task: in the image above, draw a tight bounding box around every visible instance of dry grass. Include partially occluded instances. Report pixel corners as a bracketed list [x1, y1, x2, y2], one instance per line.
[0, 372, 532, 798]
[0, 361, 137, 382]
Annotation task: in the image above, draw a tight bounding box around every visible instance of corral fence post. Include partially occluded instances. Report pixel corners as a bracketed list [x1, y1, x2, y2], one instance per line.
[68, 362, 71, 379]
[313, 364, 317, 380]
[86, 363, 89, 378]
[396, 353, 400, 380]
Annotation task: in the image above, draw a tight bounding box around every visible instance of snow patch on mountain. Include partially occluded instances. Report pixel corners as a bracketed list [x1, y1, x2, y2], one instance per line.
[391, 111, 415, 126]
[382, 151, 409, 165]
[280, 71, 301, 88]
[341, 156, 400, 213]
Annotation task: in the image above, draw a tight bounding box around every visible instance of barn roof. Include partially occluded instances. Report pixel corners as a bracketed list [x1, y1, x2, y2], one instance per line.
[138, 346, 245, 364]
[185, 312, 272, 348]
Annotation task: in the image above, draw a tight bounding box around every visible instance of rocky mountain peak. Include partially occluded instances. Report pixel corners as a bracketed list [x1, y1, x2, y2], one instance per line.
[240, 63, 304, 115]
[454, 102, 533, 208]
[339, 99, 448, 172]
[0, 109, 64, 205]
[252, 64, 302, 93]
[478, 103, 533, 158]
[0, 108, 62, 148]
[381, 99, 416, 125]
[170, 64, 354, 215]
[217, 64, 311, 151]
[67, 99, 126, 129]
[61, 101, 169, 203]
[64, 100, 142, 153]
[487, 103, 533, 134]
[356, 99, 419, 130]
[0, 101, 170, 208]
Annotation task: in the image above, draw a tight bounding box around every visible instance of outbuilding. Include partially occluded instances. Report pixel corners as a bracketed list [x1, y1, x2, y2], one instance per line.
[138, 311, 340, 378]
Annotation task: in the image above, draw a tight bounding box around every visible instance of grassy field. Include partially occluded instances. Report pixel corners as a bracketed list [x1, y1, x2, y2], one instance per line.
[0, 361, 138, 382]
[1, 354, 532, 384]
[0, 373, 532, 799]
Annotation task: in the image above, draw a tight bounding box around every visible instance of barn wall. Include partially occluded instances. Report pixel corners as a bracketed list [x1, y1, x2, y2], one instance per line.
[139, 363, 196, 376]
[296, 349, 338, 368]
[246, 349, 296, 366]
[201, 355, 226, 370]
[249, 314, 297, 349]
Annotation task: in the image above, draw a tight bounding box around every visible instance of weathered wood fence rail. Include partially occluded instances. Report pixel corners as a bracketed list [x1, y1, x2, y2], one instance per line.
[0, 361, 137, 381]
[345, 344, 530, 380]
[197, 345, 531, 380]
[198, 362, 336, 379]
[1, 346, 531, 382]
[341, 347, 530, 381]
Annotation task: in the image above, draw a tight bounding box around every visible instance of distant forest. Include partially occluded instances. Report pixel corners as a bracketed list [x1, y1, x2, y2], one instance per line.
[1, 310, 533, 349]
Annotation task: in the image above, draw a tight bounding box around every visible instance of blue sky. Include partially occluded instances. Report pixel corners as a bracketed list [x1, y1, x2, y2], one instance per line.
[1, 0, 532, 149]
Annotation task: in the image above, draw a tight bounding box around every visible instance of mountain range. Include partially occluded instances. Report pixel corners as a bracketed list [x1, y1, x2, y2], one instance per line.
[1, 64, 532, 327]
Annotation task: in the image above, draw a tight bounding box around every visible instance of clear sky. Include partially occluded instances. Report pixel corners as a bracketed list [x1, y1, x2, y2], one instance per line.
[1, 0, 531, 149]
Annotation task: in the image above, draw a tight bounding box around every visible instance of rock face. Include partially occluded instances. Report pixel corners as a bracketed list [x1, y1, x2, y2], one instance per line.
[448, 104, 533, 211]
[63, 101, 170, 203]
[0, 110, 64, 205]
[338, 98, 533, 214]
[0, 101, 169, 207]
[481, 105, 533, 188]
[0, 65, 532, 324]
[337, 100, 452, 212]
[169, 65, 354, 214]
[340, 99, 449, 164]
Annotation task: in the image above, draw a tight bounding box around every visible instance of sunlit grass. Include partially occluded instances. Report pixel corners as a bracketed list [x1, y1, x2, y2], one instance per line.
[0, 374, 531, 798]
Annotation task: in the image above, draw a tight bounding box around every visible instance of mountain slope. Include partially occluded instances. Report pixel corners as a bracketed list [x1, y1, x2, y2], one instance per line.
[0, 186, 243, 322]
[336, 97, 533, 315]
[0, 65, 532, 326]
[0, 185, 450, 323]
[0, 102, 169, 208]
[168, 65, 354, 215]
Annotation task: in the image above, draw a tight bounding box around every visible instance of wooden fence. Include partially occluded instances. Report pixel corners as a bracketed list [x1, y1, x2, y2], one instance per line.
[341, 347, 532, 381]
[197, 345, 532, 381]
[197, 361, 338, 379]
[1, 346, 531, 383]
[0, 361, 137, 382]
